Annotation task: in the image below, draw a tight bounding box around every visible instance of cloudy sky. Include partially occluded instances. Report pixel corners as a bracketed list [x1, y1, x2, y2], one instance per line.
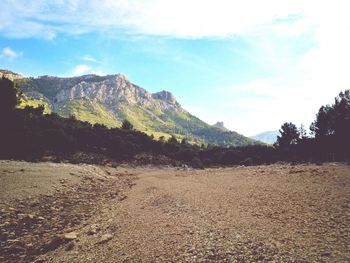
[1, 0, 349, 136]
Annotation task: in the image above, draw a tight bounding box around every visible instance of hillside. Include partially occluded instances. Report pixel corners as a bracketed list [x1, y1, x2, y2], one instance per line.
[251, 130, 279, 145]
[212, 121, 229, 131]
[1, 69, 256, 146]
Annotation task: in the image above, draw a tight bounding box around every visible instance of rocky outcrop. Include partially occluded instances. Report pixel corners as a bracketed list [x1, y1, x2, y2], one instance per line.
[32, 74, 182, 111]
[152, 90, 179, 106]
[213, 122, 228, 131]
[0, 69, 24, 81]
[10, 70, 256, 146]
[55, 74, 148, 105]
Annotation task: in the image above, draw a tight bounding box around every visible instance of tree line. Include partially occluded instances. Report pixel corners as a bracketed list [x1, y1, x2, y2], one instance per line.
[0, 76, 349, 167]
[274, 90, 350, 162]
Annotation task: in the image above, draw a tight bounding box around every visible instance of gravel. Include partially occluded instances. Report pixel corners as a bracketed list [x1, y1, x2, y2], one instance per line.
[1, 161, 349, 262]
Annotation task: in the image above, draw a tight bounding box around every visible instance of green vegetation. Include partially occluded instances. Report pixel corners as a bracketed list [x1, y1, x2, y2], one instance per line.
[275, 122, 299, 148]
[0, 77, 18, 114]
[116, 103, 257, 146]
[121, 119, 134, 130]
[1, 77, 350, 165]
[18, 96, 51, 114]
[11, 73, 258, 147]
[273, 90, 350, 161]
[55, 99, 120, 128]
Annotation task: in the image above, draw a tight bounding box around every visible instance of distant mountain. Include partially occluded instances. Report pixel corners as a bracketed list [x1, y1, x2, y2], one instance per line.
[251, 130, 279, 145]
[1, 69, 258, 146]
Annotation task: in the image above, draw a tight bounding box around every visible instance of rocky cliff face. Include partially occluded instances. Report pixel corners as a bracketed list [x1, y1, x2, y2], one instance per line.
[31, 74, 182, 112]
[152, 90, 179, 106]
[0, 70, 24, 81]
[213, 122, 228, 131]
[7, 70, 256, 146]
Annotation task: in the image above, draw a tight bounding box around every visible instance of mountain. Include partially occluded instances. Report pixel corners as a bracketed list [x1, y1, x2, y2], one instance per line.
[0, 70, 24, 81]
[1, 69, 257, 146]
[212, 122, 229, 131]
[251, 130, 279, 145]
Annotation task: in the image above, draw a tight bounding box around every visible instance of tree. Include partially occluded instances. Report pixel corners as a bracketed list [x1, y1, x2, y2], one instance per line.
[121, 119, 133, 130]
[168, 135, 178, 144]
[275, 122, 299, 148]
[310, 90, 350, 139]
[0, 77, 19, 116]
[181, 138, 188, 145]
[332, 90, 350, 137]
[310, 105, 333, 138]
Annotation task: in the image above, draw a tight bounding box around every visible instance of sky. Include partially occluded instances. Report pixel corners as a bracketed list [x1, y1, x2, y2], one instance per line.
[1, 0, 350, 136]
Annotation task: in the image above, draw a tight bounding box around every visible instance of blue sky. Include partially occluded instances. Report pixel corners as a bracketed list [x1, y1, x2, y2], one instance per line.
[1, 0, 350, 136]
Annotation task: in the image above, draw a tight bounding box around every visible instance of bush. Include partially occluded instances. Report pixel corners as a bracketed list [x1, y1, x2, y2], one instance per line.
[191, 156, 204, 169]
[42, 129, 75, 153]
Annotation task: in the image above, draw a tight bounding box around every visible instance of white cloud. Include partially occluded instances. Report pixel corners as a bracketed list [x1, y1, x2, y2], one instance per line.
[81, 55, 97, 63]
[72, 64, 91, 75]
[2, 0, 350, 135]
[71, 64, 105, 76]
[0, 0, 336, 39]
[1, 47, 23, 60]
[214, 52, 349, 136]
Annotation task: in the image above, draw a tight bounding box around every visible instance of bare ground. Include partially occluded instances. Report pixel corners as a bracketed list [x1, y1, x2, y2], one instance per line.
[0, 161, 349, 262]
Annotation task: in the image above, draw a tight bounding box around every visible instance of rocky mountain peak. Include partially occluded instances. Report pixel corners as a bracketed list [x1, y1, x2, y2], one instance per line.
[213, 122, 228, 131]
[152, 90, 178, 106]
[43, 73, 180, 111]
[0, 69, 24, 81]
[8, 68, 256, 147]
[53, 73, 150, 106]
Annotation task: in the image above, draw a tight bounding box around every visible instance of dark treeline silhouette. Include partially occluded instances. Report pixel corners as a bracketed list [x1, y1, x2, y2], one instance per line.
[274, 90, 350, 162]
[309, 90, 350, 160]
[0, 76, 349, 166]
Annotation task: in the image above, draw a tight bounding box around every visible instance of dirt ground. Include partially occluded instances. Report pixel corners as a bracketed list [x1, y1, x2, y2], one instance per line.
[0, 161, 349, 262]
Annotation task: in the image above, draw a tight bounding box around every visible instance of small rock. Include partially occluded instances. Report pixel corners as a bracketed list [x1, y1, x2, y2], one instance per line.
[99, 233, 113, 244]
[321, 251, 331, 257]
[87, 224, 100, 235]
[88, 228, 97, 235]
[65, 242, 75, 251]
[7, 239, 20, 243]
[40, 236, 66, 253]
[119, 195, 127, 201]
[28, 214, 35, 219]
[17, 213, 26, 220]
[37, 216, 45, 221]
[64, 231, 79, 240]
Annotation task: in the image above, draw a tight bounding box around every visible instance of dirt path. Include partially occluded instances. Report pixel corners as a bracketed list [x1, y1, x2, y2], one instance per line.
[1, 162, 350, 262]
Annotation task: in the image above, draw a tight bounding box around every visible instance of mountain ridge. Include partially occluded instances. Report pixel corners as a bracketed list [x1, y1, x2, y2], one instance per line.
[251, 130, 279, 145]
[213, 121, 229, 131]
[1, 69, 257, 146]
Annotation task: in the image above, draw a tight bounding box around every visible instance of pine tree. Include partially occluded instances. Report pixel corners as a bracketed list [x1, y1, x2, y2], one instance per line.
[275, 122, 299, 148]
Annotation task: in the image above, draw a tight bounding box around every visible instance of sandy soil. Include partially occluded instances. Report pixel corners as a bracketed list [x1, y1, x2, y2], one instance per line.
[0, 161, 349, 262]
